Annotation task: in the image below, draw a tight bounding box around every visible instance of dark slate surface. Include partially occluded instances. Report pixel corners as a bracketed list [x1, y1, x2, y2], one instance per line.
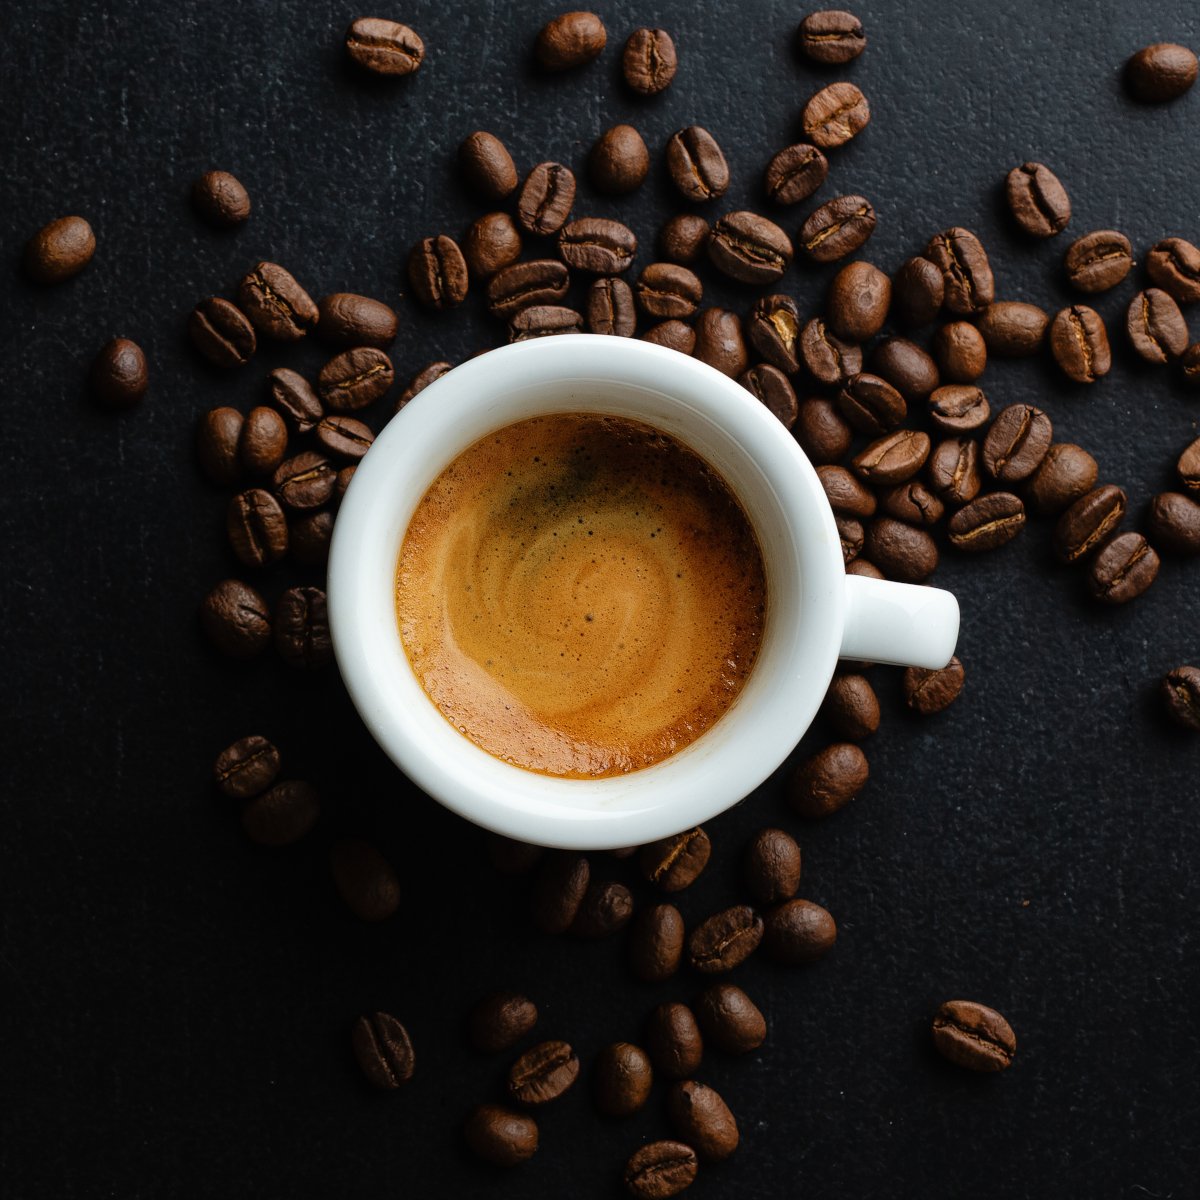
[2, 1, 1198, 1196]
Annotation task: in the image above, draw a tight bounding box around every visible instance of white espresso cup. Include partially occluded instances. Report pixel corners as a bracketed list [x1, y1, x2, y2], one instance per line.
[328, 335, 959, 850]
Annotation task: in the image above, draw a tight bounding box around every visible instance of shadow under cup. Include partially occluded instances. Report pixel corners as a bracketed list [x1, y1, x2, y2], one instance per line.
[328, 337, 846, 850]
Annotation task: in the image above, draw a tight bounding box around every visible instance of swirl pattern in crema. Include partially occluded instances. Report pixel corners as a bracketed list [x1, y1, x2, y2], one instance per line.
[396, 414, 766, 778]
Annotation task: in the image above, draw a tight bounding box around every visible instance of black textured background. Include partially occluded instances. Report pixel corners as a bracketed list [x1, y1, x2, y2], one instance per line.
[2, 1, 1199, 1196]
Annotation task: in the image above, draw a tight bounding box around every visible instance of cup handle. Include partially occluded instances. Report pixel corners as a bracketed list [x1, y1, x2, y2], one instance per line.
[840, 575, 960, 669]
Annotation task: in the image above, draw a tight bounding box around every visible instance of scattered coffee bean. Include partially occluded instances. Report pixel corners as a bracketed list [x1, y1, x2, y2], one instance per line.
[828, 260, 891, 341]
[865, 516, 939, 581]
[352, 1011, 414, 1088]
[535, 10, 606, 70]
[200, 579, 271, 658]
[1053, 484, 1128, 562]
[289, 510, 333, 567]
[1125, 42, 1198, 102]
[189, 297, 256, 367]
[531, 852, 590, 933]
[468, 992, 539, 1054]
[799, 194, 876, 262]
[740, 363, 798, 427]
[464, 1104, 539, 1167]
[1064, 230, 1132, 293]
[590, 124, 650, 194]
[465, 212, 523, 279]
[688, 906, 764, 973]
[836, 514, 864, 563]
[903, 656, 965, 714]
[1146, 237, 1200, 304]
[623, 27, 677, 94]
[593, 1042, 654, 1117]
[90, 337, 148, 409]
[931, 1000, 1016, 1072]
[624, 1141, 698, 1199]
[629, 902, 685, 982]
[407, 235, 468, 311]
[837, 372, 905, 434]
[658, 214, 710, 264]
[344, 17, 423, 74]
[318, 347, 394, 411]
[1025, 443, 1098, 516]
[241, 780, 319, 846]
[508, 1040, 580, 1104]
[517, 162, 577, 235]
[331, 838, 400, 921]
[947, 492, 1026, 552]
[487, 259, 570, 319]
[1127, 288, 1189, 362]
[487, 835, 545, 875]
[892, 256, 944, 327]
[587, 276, 637, 336]
[316, 415, 373, 460]
[642, 320, 696, 354]
[708, 211, 793, 285]
[983, 404, 1052, 482]
[665, 126, 730, 202]
[275, 586, 331, 669]
[458, 131, 519, 200]
[762, 899, 836, 964]
[789, 742, 867, 817]
[509, 304, 584, 340]
[796, 396, 853, 462]
[214, 735, 281, 799]
[846, 557, 883, 578]
[316, 292, 397, 348]
[852, 429, 931, 485]
[802, 317, 863, 384]
[926, 227, 994, 314]
[1162, 666, 1200, 731]
[23, 214, 95, 282]
[817, 464, 876, 517]
[560, 217, 638, 274]
[797, 9, 866, 63]
[227, 488, 288, 567]
[238, 406, 288, 476]
[802, 81, 870, 149]
[928, 384, 989, 434]
[695, 984, 766, 1054]
[1181, 343, 1200, 385]
[1179, 436, 1200, 492]
[335, 464, 356, 500]
[868, 337, 939, 400]
[1147, 491, 1200, 554]
[933, 321, 986, 383]
[927, 436, 982, 506]
[747, 294, 802, 373]
[666, 1081, 739, 1162]
[764, 142, 829, 205]
[192, 170, 250, 227]
[644, 1003, 703, 1079]
[640, 827, 711, 892]
[1005, 161, 1070, 238]
[693, 308, 749, 376]
[273, 451, 337, 510]
[1050, 305, 1111, 383]
[1088, 532, 1159, 603]
[636, 263, 702, 319]
[976, 301, 1049, 357]
[238, 262, 318, 340]
[743, 828, 803, 904]
[880, 480, 944, 527]
[820, 674, 880, 741]
[571, 880, 635, 937]
[267, 367, 323, 433]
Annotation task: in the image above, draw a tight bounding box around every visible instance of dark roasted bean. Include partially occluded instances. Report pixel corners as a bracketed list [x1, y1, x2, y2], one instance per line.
[352, 1011, 414, 1088]
[932, 1000, 1016, 1072]
[196, 408, 243, 486]
[571, 880, 635, 937]
[636, 263, 702, 319]
[927, 437, 981, 506]
[593, 1042, 654, 1116]
[395, 361, 451, 412]
[640, 828, 710, 892]
[509, 305, 583, 341]
[708, 211, 793, 285]
[227, 488, 287, 567]
[24, 214, 95, 282]
[589, 124, 650, 194]
[904, 657, 965, 715]
[1147, 491, 1200, 555]
[799, 194, 876, 262]
[557, 212, 639, 276]
[487, 259, 570, 318]
[189, 297, 256, 367]
[1146, 237, 1200, 304]
[740, 363, 798, 427]
[1179, 436, 1200, 492]
[407, 235, 468, 310]
[933, 321, 986, 383]
[458, 131, 519, 200]
[241, 780, 319, 846]
[629, 902, 685, 982]
[214, 735, 280, 799]
[344, 17, 423, 74]
[508, 1040, 580, 1105]
[289, 510, 334, 567]
[238, 406, 287, 476]
[330, 838, 400, 921]
[688, 906, 764, 973]
[624, 1141, 698, 1199]
[879, 480, 944, 527]
[982, 403, 1052, 482]
[928, 384, 989, 434]
[852, 429, 931, 485]
[1127, 288, 1189, 362]
[192, 169, 251, 226]
[802, 81, 870, 149]
[1005, 161, 1071, 237]
[1180, 340, 1200, 382]
[587, 276, 637, 336]
[622, 27, 677, 94]
[665, 126, 730, 202]
[273, 451, 337, 511]
[693, 308, 748, 376]
[666, 1081, 738, 1162]
[1087, 532, 1159, 603]
[90, 338, 148, 408]
[275, 586, 331, 668]
[335, 465, 356, 501]
[316, 415, 374, 460]
[464, 1104, 538, 1167]
[748, 294, 802, 373]
[465, 211, 522, 279]
[1162, 666, 1200, 731]
[926, 227, 994, 315]
[828, 260, 891, 341]
[762, 899, 836, 964]
[316, 292, 398, 348]
[468, 992, 539, 1054]
[947, 492, 1025, 552]
[1053, 485, 1128, 562]
[658, 214, 710, 264]
[1050, 305, 1111, 383]
[796, 396, 853, 463]
[695, 984, 766, 1054]
[1064, 230, 1132, 293]
[1125, 42, 1198, 102]
[836, 514, 864, 563]
[267, 367, 323, 433]
[517, 162, 576, 235]
[817, 464, 876, 517]
[797, 9, 866, 63]
[644, 1003, 703, 1079]
[892, 256, 944, 327]
[531, 852, 590, 933]
[837, 372, 905, 434]
[743, 828, 803, 903]
[846, 557, 883, 578]
[535, 11, 606, 70]
[868, 337, 939, 400]
[863, 517, 939, 582]
[764, 142, 829, 205]
[1025, 443, 1098, 515]
[802, 317, 862, 384]
[642, 320, 695, 354]
[238, 262, 317, 340]
[976, 301, 1049, 357]
[316, 346, 394, 412]
[200, 579, 271, 658]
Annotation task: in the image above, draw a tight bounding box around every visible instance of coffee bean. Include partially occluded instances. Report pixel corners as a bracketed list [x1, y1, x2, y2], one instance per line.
[241, 780, 319, 846]
[23, 214, 95, 282]
[1050, 305, 1111, 383]
[1025, 443, 1098, 516]
[863, 517, 939, 581]
[932, 1000, 1015, 1072]
[852, 429, 931, 485]
[880, 480, 944, 527]
[1125, 42, 1198, 102]
[239, 406, 288, 476]
[1147, 491, 1200, 554]
[90, 338, 148, 408]
[624, 1141, 698, 1199]
[587, 276, 637, 336]
[803, 318, 863, 385]
[817, 464, 877, 517]
[976, 301, 1049, 357]
[465, 212, 522, 279]
[560, 217, 638, 273]
[1182, 343, 1200, 386]
[666, 1081, 738, 1162]
[317, 347, 394, 411]
[331, 838, 401, 921]
[407, 235, 468, 311]
[189, 297, 256, 367]
[747, 294, 802, 373]
[694, 983, 766, 1054]
[868, 337, 939, 400]
[1127, 288, 1189, 362]
[458, 131, 518, 200]
[227, 488, 287, 567]
[572, 881, 635, 938]
[640, 828, 710, 892]
[589, 124, 650, 194]
[267, 368, 324, 433]
[316, 292, 397, 349]
[739, 364, 798, 427]
[191, 170, 250, 227]
[799, 194, 876, 262]
[535, 10, 606, 70]
[508, 1040, 580, 1105]
[238, 262, 318, 341]
[623, 27, 677, 93]
[352, 1011, 414, 1088]
[468, 992, 539, 1054]
[1088, 532, 1159, 604]
[214, 735, 281, 799]
[509, 304, 584, 341]
[517, 162, 576, 235]
[200, 579, 271, 658]
[927, 437, 981, 506]
[316, 415, 374, 460]
[820, 673, 880, 740]
[797, 9, 866, 63]
[796, 397, 853, 462]
[827, 261, 891, 342]
[289, 510, 334, 567]
[837, 372, 906, 434]
[644, 1003, 703, 1079]
[464, 1104, 538, 1167]
[1064, 230, 1132, 293]
[743, 828, 802, 904]
[892, 256, 944, 327]
[764, 142, 829, 205]
[1162, 666, 1200, 731]
[1005, 161, 1071, 238]
[904, 656, 965, 714]
[642, 320, 696, 354]
[658, 214, 710, 264]
[636, 263, 702, 319]
[273, 451, 337, 510]
[1179, 436, 1200, 492]
[531, 852, 590, 933]
[593, 1042, 654, 1117]
[629, 903, 685, 982]
[693, 308, 748, 376]
[665, 126, 730, 202]
[933, 321, 986, 383]
[275, 586, 331, 669]
[928, 384, 989, 435]
[344, 17, 423, 74]
[926, 227, 994, 315]
[802, 81, 870, 149]
[790, 743, 867, 817]
[487, 259, 570, 319]
[846, 557, 883, 578]
[688, 906, 763, 973]
[1053, 484, 1128, 562]
[1146, 237, 1200, 304]
[983, 404, 1052, 482]
[708, 211, 793, 285]
[487, 835, 545, 875]
[947, 492, 1025, 552]
[336, 465, 356, 501]
[836, 514, 864, 563]
[763, 899, 836, 964]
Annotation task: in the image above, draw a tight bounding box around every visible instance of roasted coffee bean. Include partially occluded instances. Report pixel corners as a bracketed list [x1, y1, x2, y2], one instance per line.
[976, 301, 1049, 357]
[797, 9, 866, 63]
[23, 214, 95, 282]
[407, 235, 468, 311]
[665, 126, 729, 202]
[764, 142, 829, 205]
[1127, 288, 1189, 362]
[590, 124, 650, 194]
[932, 1000, 1016, 1072]
[1088, 532, 1159, 603]
[666, 1081, 738, 1162]
[740, 364, 798, 427]
[517, 162, 576, 235]
[273, 451, 337, 510]
[316, 292, 397, 348]
[1005, 161, 1071, 238]
[828, 261, 891, 342]
[799, 194, 876, 262]
[623, 27, 677, 93]
[469, 992, 539, 1054]
[744, 828, 803, 903]
[593, 1042, 654, 1117]
[796, 397, 853, 463]
[1125, 42, 1198, 102]
[926, 227, 994, 315]
[238, 406, 288, 476]
[852, 429, 931, 485]
[487, 835, 545, 875]
[531, 852, 590, 933]
[880, 480, 944, 527]
[693, 308, 749, 376]
[624, 1141, 698, 1199]
[836, 372, 905, 434]
[802, 318, 863, 385]
[317, 347, 394, 411]
[642, 320, 695, 354]
[289, 509, 334, 567]
[487, 259, 570, 318]
[345, 17, 423, 74]
[1179, 436, 1200, 492]
[695, 983, 766, 1054]
[868, 337, 939, 400]
[509, 304, 583, 341]
[644, 1003, 703, 1079]
[1147, 491, 1200, 554]
[508, 1040, 580, 1105]
[933, 321, 986, 383]
[316, 415, 374, 460]
[688, 906, 764, 973]
[629, 903, 685, 982]
[763, 899, 836, 964]
[947, 492, 1025, 552]
[275, 586, 331, 669]
[241, 780, 319, 846]
[572, 881, 635, 937]
[1064, 230, 1132, 293]
[267, 367, 323, 433]
[708, 211, 793, 285]
[640, 828, 710, 892]
[658, 214, 710, 264]
[1053, 485, 1128, 562]
[802, 81, 870, 149]
[892, 256, 944, 327]
[846, 557, 883, 578]
[1183, 344, 1200, 386]
[238, 262, 318, 341]
[1146, 238, 1200, 304]
[904, 656, 965, 715]
[836, 514, 864, 563]
[820, 673, 880, 740]
[90, 338, 148, 408]
[465, 212, 522, 279]
[535, 10, 606, 69]
[817, 464, 876, 517]
[464, 1104, 538, 1167]
[227, 488, 288, 567]
[192, 170, 250, 227]
[458, 131, 518, 200]
[352, 1011, 414, 1088]
[636, 263, 702, 319]
[748, 294, 802, 373]
[863, 517, 939, 582]
[560, 218, 638, 273]
[982, 403, 1052, 482]
[1162, 666, 1200, 730]
[331, 839, 400, 921]
[927, 437, 981, 506]
[189, 297, 256, 367]
[587, 276, 637, 336]
[214, 735, 281, 799]
[201, 579, 271, 658]
[1025, 443, 1098, 515]
[928, 384, 989, 434]
[336, 465, 356, 501]
[1050, 305, 1111, 383]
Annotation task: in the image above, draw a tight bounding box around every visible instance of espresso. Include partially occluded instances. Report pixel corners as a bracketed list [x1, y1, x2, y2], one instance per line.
[395, 414, 766, 778]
